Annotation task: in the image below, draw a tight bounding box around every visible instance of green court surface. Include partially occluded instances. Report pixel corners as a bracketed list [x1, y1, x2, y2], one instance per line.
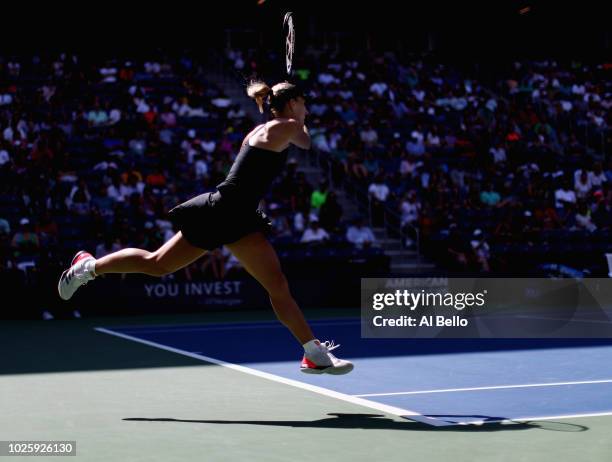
[2, 310, 612, 462]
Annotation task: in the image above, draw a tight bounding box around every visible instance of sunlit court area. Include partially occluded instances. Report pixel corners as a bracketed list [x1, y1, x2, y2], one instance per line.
[1, 2, 612, 461]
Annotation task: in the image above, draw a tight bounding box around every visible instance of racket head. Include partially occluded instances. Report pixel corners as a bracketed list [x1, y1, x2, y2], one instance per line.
[283, 11, 295, 76]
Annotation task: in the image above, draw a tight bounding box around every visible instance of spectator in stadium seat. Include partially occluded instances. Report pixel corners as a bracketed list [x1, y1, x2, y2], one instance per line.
[489, 142, 507, 164]
[293, 204, 317, 235]
[369, 79, 388, 97]
[0, 217, 10, 236]
[128, 132, 147, 157]
[399, 153, 422, 179]
[87, 101, 109, 127]
[200, 133, 216, 155]
[368, 173, 390, 203]
[480, 182, 501, 207]
[359, 123, 378, 147]
[160, 105, 177, 128]
[194, 154, 209, 180]
[589, 162, 607, 189]
[470, 229, 491, 272]
[405, 132, 426, 156]
[574, 169, 592, 199]
[575, 202, 597, 232]
[125, 172, 146, 197]
[0, 143, 10, 169]
[310, 179, 328, 211]
[227, 104, 246, 119]
[591, 195, 611, 229]
[11, 218, 40, 258]
[67, 179, 92, 215]
[300, 218, 329, 244]
[555, 180, 577, 209]
[107, 176, 126, 203]
[346, 217, 376, 249]
[108, 104, 122, 125]
[36, 210, 58, 246]
[533, 199, 563, 230]
[399, 190, 420, 229]
[344, 151, 369, 181]
[145, 166, 167, 188]
[368, 173, 390, 226]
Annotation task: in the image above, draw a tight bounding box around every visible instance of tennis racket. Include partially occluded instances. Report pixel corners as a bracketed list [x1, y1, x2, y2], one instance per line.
[283, 12, 295, 76]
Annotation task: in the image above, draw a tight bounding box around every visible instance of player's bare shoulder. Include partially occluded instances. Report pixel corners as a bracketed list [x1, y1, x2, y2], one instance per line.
[247, 119, 307, 151]
[241, 123, 266, 147]
[266, 118, 303, 141]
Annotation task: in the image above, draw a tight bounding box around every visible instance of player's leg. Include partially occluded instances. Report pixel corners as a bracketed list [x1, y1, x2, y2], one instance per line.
[226, 232, 313, 343]
[58, 232, 206, 300]
[226, 232, 353, 374]
[95, 231, 206, 276]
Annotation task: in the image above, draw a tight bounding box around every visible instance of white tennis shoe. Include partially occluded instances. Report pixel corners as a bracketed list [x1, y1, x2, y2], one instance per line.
[58, 251, 96, 301]
[301, 340, 354, 375]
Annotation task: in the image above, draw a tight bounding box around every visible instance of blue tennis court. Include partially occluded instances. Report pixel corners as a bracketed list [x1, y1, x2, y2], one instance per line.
[96, 318, 612, 426]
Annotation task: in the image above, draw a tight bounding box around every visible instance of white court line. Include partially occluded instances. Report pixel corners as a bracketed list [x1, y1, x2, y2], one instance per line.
[116, 319, 361, 335]
[93, 327, 448, 427]
[517, 315, 612, 325]
[458, 411, 612, 426]
[355, 379, 612, 397]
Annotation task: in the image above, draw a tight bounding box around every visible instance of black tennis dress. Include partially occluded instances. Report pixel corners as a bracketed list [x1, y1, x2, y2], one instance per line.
[168, 142, 288, 250]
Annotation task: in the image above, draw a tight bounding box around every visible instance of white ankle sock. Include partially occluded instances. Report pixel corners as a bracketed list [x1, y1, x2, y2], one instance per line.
[303, 339, 321, 356]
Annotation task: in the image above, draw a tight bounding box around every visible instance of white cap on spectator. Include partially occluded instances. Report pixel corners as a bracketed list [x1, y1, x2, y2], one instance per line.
[473, 228, 482, 237]
[188, 129, 196, 139]
[20, 218, 29, 226]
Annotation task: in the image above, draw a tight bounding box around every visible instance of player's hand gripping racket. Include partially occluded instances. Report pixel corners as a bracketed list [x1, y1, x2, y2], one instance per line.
[283, 12, 295, 76]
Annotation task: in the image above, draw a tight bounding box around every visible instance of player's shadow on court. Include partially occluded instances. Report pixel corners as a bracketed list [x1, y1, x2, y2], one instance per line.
[123, 413, 588, 432]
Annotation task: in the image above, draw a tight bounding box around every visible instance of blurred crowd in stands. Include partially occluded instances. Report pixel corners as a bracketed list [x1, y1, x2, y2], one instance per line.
[227, 47, 611, 275]
[1, 45, 611, 317]
[0, 51, 384, 306]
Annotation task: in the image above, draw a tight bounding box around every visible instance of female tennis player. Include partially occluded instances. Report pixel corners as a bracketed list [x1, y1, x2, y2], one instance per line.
[58, 81, 353, 375]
